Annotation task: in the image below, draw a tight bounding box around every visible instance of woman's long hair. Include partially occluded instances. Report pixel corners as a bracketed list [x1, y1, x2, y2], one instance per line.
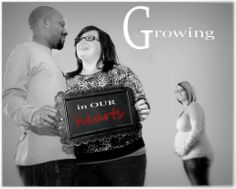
[176, 81, 197, 105]
[65, 25, 118, 79]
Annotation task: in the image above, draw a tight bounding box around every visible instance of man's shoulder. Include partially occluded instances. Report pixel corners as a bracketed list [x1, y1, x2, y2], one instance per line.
[11, 41, 33, 55]
[9, 41, 44, 60]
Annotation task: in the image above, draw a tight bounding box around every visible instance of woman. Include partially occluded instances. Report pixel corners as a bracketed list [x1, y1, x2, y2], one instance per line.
[174, 81, 213, 185]
[65, 25, 150, 186]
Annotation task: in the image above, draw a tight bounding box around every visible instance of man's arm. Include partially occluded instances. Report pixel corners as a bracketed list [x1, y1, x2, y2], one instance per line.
[3, 46, 37, 128]
[3, 46, 59, 136]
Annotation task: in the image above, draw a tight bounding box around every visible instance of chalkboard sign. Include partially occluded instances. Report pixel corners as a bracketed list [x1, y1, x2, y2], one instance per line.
[55, 87, 139, 145]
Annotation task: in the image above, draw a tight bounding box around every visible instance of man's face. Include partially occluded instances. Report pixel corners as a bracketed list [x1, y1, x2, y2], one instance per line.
[48, 12, 68, 50]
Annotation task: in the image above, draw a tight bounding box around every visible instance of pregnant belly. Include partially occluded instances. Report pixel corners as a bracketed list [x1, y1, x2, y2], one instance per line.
[174, 132, 189, 150]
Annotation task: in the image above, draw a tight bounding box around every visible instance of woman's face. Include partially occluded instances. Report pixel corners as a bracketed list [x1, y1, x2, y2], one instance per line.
[175, 85, 188, 103]
[76, 30, 101, 63]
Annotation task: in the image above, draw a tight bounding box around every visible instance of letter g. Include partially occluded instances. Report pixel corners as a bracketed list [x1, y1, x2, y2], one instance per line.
[123, 6, 153, 49]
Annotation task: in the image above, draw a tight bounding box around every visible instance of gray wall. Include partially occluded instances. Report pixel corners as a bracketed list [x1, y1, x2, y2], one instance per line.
[2, 2, 233, 186]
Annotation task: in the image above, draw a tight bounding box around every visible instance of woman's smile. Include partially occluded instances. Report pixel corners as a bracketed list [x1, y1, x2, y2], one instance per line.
[78, 44, 90, 51]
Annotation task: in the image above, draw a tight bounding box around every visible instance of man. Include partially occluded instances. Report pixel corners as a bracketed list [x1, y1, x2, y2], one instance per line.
[3, 6, 77, 186]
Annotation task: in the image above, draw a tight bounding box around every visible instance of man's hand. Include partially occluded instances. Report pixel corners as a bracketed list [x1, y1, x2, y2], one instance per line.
[30, 126, 60, 136]
[30, 105, 59, 136]
[135, 99, 150, 121]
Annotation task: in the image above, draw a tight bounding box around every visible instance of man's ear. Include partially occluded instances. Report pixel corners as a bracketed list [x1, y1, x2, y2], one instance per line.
[41, 18, 50, 29]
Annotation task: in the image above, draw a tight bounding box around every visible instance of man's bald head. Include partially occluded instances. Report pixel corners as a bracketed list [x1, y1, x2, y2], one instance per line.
[28, 6, 67, 50]
[28, 6, 61, 29]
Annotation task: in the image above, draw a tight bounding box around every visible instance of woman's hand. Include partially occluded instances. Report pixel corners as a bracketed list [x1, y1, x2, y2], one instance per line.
[175, 147, 187, 157]
[135, 99, 150, 121]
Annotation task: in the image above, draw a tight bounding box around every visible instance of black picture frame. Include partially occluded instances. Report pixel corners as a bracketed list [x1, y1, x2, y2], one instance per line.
[55, 87, 139, 145]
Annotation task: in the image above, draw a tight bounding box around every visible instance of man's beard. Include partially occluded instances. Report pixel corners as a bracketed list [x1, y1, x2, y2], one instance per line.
[55, 34, 66, 50]
[56, 39, 64, 50]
